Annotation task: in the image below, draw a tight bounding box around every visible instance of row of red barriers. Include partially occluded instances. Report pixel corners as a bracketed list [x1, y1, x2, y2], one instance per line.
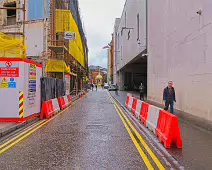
[41, 91, 87, 119]
[125, 94, 182, 149]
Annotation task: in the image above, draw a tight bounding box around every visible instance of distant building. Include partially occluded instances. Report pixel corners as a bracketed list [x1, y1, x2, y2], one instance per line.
[107, 38, 114, 84]
[0, 0, 88, 91]
[89, 66, 107, 84]
[113, 18, 121, 85]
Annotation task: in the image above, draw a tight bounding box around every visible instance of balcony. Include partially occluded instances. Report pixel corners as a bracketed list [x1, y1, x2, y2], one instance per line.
[48, 33, 69, 53]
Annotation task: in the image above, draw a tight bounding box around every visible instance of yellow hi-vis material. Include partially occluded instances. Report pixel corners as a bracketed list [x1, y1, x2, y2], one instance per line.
[0, 32, 27, 59]
[55, 10, 70, 32]
[45, 60, 70, 74]
[56, 10, 85, 67]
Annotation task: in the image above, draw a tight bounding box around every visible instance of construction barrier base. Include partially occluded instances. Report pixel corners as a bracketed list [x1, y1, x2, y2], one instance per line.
[0, 113, 40, 123]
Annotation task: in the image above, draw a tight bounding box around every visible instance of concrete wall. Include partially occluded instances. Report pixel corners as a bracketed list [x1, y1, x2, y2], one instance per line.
[0, 21, 44, 58]
[116, 0, 147, 71]
[148, 0, 212, 122]
[25, 21, 44, 57]
[107, 49, 111, 83]
[113, 18, 121, 85]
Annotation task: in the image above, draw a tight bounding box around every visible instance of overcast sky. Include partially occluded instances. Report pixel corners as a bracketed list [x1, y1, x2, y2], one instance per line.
[79, 0, 125, 68]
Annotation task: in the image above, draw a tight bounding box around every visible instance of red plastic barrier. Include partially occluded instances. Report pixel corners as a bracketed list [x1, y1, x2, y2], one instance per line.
[41, 100, 55, 119]
[125, 96, 130, 107]
[132, 98, 138, 116]
[67, 95, 72, 104]
[140, 102, 149, 125]
[156, 110, 182, 149]
[58, 97, 66, 110]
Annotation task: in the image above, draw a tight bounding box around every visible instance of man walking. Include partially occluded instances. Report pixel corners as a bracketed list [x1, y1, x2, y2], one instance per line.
[115, 84, 118, 95]
[91, 84, 94, 91]
[139, 83, 145, 100]
[163, 81, 176, 114]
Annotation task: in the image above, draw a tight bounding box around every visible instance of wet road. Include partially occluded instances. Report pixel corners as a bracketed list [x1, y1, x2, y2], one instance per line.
[111, 90, 212, 170]
[0, 90, 171, 170]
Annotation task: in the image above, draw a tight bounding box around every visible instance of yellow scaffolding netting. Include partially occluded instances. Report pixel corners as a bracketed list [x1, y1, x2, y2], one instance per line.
[55, 10, 70, 32]
[45, 59, 70, 74]
[56, 9, 85, 67]
[0, 32, 27, 59]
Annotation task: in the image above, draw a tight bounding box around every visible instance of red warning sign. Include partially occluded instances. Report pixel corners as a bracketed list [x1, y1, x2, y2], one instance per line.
[0, 67, 19, 77]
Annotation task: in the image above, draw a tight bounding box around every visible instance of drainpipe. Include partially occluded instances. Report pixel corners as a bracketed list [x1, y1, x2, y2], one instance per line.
[146, 0, 148, 52]
[146, 0, 148, 98]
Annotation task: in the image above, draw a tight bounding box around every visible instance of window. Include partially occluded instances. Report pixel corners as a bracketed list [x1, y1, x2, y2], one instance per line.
[137, 13, 140, 40]
[28, 0, 44, 20]
[4, 2, 16, 25]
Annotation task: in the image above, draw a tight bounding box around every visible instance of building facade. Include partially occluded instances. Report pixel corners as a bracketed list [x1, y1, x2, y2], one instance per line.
[89, 66, 106, 85]
[0, 0, 88, 91]
[148, 0, 212, 122]
[113, 18, 120, 85]
[107, 38, 114, 84]
[0, 0, 47, 63]
[113, 0, 147, 90]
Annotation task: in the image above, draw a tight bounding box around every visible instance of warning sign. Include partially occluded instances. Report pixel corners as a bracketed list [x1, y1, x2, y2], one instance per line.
[27, 64, 36, 107]
[0, 61, 19, 77]
[8, 78, 16, 88]
[0, 78, 8, 88]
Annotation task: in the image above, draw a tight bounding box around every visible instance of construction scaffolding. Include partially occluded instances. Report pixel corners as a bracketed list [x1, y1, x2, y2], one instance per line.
[0, 0, 27, 59]
[47, 0, 88, 93]
[55, 9, 85, 67]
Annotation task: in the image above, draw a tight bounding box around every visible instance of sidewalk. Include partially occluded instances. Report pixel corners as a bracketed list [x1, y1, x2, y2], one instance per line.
[110, 90, 212, 170]
[0, 95, 80, 139]
[0, 122, 26, 138]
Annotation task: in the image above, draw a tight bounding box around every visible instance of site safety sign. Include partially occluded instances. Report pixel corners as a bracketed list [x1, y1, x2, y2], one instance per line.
[0, 62, 19, 77]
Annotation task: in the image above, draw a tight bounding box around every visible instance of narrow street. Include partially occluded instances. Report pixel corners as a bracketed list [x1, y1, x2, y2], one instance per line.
[0, 0, 212, 169]
[0, 90, 172, 170]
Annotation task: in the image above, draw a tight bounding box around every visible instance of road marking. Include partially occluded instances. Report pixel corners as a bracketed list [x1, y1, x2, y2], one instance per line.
[107, 92, 165, 170]
[0, 96, 84, 155]
[111, 99, 154, 169]
[113, 100, 165, 170]
[0, 120, 46, 149]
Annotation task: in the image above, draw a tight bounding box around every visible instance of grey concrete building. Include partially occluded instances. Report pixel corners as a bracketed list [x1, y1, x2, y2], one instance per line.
[113, 0, 147, 90]
[148, 0, 212, 123]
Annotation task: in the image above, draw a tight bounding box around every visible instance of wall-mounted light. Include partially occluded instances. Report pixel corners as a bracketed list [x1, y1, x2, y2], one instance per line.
[121, 27, 134, 32]
[142, 53, 148, 57]
[197, 9, 202, 15]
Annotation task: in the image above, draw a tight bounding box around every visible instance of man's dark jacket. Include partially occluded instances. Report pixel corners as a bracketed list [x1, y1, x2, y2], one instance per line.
[163, 87, 176, 103]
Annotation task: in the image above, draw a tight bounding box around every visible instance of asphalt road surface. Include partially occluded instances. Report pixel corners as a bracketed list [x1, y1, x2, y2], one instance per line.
[0, 90, 180, 170]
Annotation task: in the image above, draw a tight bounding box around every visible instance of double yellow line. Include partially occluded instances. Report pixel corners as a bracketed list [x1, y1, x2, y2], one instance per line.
[108, 93, 165, 170]
[0, 97, 83, 155]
